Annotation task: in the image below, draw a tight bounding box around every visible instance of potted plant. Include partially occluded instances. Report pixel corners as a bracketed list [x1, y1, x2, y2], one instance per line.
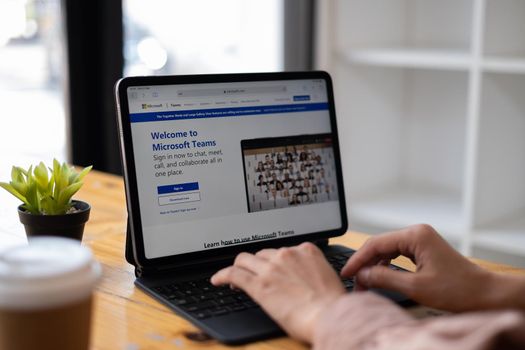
[0, 159, 92, 241]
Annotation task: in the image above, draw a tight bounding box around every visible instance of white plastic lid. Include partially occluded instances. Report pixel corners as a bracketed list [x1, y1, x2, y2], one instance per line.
[0, 237, 101, 310]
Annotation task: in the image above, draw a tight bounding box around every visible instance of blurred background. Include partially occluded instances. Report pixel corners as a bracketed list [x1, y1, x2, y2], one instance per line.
[0, 0, 523, 267]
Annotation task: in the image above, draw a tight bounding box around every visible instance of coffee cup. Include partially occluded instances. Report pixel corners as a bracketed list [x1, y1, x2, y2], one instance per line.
[0, 237, 101, 350]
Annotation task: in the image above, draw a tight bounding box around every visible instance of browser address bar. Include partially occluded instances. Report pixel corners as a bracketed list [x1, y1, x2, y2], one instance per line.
[176, 85, 287, 98]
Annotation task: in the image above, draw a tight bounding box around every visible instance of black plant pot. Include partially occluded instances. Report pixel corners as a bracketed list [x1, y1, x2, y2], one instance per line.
[18, 200, 91, 241]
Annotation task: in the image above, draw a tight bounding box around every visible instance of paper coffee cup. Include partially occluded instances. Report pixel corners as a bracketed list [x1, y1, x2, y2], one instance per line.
[0, 237, 101, 350]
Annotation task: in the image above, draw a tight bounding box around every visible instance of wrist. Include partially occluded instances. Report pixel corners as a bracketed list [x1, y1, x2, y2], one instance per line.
[312, 293, 413, 349]
[305, 292, 346, 343]
[482, 272, 525, 310]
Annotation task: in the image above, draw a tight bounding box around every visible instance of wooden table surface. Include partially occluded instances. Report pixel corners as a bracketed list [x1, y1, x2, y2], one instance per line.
[2, 170, 525, 349]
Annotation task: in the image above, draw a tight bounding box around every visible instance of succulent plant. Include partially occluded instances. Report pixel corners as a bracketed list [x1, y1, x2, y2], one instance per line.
[0, 159, 92, 215]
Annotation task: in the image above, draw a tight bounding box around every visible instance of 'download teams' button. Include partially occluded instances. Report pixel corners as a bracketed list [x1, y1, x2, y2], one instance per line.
[158, 192, 201, 206]
[157, 182, 199, 195]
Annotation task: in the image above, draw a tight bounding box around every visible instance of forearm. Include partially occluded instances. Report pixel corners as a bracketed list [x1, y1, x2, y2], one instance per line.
[313, 292, 412, 350]
[313, 291, 525, 350]
[484, 273, 525, 311]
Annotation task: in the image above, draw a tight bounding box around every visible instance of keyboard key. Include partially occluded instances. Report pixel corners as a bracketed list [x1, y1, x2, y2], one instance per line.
[216, 289, 235, 297]
[234, 294, 250, 302]
[173, 291, 186, 298]
[216, 297, 236, 305]
[229, 303, 246, 312]
[196, 293, 214, 301]
[180, 300, 213, 309]
[171, 298, 191, 306]
[193, 310, 212, 319]
[210, 308, 229, 316]
[182, 305, 200, 312]
[243, 301, 258, 309]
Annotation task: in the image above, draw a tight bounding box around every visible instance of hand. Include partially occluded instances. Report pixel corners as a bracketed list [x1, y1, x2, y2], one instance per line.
[341, 224, 492, 312]
[211, 242, 345, 343]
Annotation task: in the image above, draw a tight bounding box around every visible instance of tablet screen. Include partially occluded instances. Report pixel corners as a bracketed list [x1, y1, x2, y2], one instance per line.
[125, 78, 343, 258]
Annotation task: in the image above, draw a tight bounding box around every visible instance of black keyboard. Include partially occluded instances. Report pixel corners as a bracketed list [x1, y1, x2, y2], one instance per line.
[326, 252, 355, 289]
[153, 278, 258, 319]
[152, 253, 402, 320]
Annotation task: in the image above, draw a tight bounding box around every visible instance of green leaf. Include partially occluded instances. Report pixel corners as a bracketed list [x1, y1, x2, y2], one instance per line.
[23, 181, 39, 214]
[26, 165, 33, 187]
[11, 166, 26, 183]
[53, 159, 60, 177]
[0, 182, 28, 205]
[52, 160, 59, 197]
[9, 180, 28, 197]
[47, 173, 55, 194]
[68, 172, 79, 185]
[77, 165, 92, 182]
[34, 162, 49, 195]
[52, 161, 62, 198]
[55, 162, 68, 195]
[39, 196, 55, 215]
[11, 166, 19, 182]
[57, 181, 83, 208]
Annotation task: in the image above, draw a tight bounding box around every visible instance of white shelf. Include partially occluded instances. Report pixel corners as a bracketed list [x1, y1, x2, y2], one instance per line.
[482, 56, 525, 74]
[317, 0, 525, 264]
[341, 48, 472, 71]
[474, 216, 525, 256]
[350, 187, 463, 241]
[474, 73, 525, 227]
[484, 0, 525, 57]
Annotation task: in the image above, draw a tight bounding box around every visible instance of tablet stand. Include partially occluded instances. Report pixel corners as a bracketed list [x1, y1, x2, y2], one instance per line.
[125, 218, 135, 266]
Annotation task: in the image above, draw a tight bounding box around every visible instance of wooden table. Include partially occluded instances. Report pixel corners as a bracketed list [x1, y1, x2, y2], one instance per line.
[3, 170, 525, 349]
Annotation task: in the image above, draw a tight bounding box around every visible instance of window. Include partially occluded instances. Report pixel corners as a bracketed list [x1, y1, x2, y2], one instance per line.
[0, 0, 65, 238]
[123, 0, 283, 76]
[0, 0, 66, 178]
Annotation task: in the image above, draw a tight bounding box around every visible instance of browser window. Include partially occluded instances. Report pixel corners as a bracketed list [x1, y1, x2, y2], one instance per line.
[127, 79, 342, 258]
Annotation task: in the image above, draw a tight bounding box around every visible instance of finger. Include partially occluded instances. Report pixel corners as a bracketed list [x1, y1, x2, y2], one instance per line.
[255, 248, 278, 259]
[234, 252, 270, 273]
[356, 265, 415, 297]
[211, 266, 257, 294]
[353, 280, 367, 292]
[296, 241, 324, 258]
[379, 259, 391, 266]
[341, 230, 413, 277]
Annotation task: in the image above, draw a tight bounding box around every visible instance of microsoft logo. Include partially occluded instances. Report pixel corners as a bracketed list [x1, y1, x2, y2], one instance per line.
[141, 103, 163, 110]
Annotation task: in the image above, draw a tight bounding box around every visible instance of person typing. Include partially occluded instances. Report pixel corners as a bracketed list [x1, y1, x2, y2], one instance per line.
[212, 224, 525, 349]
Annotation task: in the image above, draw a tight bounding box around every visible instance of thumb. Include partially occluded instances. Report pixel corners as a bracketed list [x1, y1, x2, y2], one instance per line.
[357, 266, 415, 296]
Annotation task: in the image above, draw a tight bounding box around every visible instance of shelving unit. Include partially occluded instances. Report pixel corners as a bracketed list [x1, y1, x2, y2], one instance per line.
[482, 0, 525, 75]
[341, 48, 472, 71]
[315, 0, 525, 264]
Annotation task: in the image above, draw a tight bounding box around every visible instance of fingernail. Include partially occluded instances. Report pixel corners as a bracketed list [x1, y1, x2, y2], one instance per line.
[357, 267, 371, 286]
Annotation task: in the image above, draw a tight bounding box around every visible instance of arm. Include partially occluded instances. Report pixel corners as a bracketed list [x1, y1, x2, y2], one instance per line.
[313, 293, 413, 350]
[314, 295, 525, 350]
[211, 232, 525, 348]
[484, 273, 525, 310]
[341, 224, 525, 312]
